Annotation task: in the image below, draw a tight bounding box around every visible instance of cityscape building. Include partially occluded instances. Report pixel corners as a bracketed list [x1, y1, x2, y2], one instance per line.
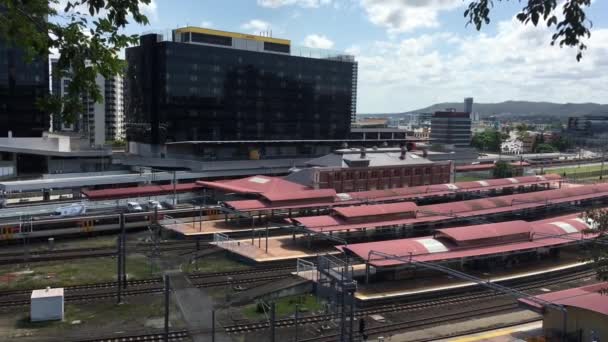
[429, 110, 472, 148]
[125, 27, 358, 147]
[51, 59, 126, 146]
[0, 36, 49, 137]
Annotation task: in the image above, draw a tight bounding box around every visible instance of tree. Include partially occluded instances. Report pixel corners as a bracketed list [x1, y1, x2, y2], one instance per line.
[534, 143, 557, 153]
[471, 129, 503, 152]
[464, 0, 592, 61]
[581, 209, 608, 283]
[493, 160, 513, 178]
[0, 0, 150, 124]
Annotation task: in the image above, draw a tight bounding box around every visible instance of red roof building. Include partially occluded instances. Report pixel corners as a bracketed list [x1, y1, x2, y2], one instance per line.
[518, 282, 608, 341]
[82, 183, 202, 200]
[197, 175, 309, 194]
[339, 213, 597, 268]
[292, 183, 608, 234]
[222, 174, 561, 213]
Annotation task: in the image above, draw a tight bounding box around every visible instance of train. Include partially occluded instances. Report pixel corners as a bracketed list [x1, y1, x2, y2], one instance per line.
[0, 206, 224, 241]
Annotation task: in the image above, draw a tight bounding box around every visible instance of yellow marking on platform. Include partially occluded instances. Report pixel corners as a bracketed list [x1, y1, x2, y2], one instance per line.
[448, 321, 542, 342]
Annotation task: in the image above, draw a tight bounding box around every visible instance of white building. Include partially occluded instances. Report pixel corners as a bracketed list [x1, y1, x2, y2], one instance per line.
[51, 59, 125, 146]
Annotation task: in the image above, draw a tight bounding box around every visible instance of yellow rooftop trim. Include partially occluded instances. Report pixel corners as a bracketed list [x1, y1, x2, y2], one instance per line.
[174, 27, 290, 46]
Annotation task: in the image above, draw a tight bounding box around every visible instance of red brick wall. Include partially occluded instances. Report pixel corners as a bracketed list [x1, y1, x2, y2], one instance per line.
[316, 163, 452, 192]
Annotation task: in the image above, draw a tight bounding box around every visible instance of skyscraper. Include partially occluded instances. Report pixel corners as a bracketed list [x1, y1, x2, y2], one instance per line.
[0, 38, 49, 137]
[430, 110, 472, 147]
[51, 59, 126, 146]
[464, 97, 473, 114]
[125, 27, 358, 145]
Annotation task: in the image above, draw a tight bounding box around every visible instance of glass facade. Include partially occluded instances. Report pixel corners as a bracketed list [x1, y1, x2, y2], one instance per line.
[126, 33, 357, 144]
[0, 38, 49, 137]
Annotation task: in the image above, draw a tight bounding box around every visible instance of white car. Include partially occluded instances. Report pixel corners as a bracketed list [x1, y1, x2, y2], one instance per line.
[147, 200, 163, 210]
[127, 202, 143, 212]
[54, 203, 86, 217]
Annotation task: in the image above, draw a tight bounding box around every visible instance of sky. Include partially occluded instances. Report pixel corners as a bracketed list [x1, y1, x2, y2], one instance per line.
[73, 0, 608, 113]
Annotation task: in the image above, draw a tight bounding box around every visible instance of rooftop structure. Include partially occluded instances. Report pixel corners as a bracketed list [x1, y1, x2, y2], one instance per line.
[291, 182, 608, 234]
[340, 213, 596, 267]
[519, 282, 608, 340]
[286, 147, 453, 192]
[218, 174, 561, 213]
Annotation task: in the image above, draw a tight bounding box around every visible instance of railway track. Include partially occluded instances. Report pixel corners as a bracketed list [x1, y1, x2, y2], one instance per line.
[298, 303, 523, 342]
[0, 240, 214, 264]
[0, 265, 296, 308]
[73, 330, 190, 342]
[222, 267, 594, 334]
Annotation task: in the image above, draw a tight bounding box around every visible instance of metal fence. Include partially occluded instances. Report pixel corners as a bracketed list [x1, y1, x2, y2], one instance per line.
[213, 232, 258, 255]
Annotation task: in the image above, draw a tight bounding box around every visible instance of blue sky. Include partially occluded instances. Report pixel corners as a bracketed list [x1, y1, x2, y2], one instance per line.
[110, 0, 608, 113]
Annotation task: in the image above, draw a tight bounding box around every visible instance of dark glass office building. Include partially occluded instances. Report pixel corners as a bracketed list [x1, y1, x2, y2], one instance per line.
[125, 27, 357, 145]
[0, 38, 49, 137]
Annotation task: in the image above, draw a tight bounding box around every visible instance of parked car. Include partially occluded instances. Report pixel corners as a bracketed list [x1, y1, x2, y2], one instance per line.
[147, 200, 163, 211]
[53, 203, 86, 217]
[127, 202, 143, 212]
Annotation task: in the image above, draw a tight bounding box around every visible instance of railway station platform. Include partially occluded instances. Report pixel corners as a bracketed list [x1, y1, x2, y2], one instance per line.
[355, 253, 588, 301]
[438, 320, 543, 341]
[211, 234, 338, 263]
[160, 217, 287, 237]
[386, 311, 542, 342]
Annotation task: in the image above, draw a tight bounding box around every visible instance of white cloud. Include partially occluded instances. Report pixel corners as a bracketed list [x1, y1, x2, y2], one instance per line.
[257, 0, 331, 8]
[355, 16, 608, 113]
[360, 0, 462, 33]
[241, 19, 272, 34]
[140, 0, 158, 21]
[303, 34, 335, 49]
[201, 21, 213, 28]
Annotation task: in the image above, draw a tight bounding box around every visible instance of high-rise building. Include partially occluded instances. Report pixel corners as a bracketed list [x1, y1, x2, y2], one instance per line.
[0, 37, 49, 137]
[430, 110, 472, 147]
[51, 59, 125, 146]
[125, 27, 358, 145]
[464, 97, 473, 114]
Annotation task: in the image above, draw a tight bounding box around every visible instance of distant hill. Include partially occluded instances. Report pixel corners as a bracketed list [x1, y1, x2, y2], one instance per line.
[360, 101, 608, 119]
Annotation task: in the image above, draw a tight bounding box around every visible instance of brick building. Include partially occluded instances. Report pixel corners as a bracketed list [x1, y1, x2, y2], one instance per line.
[285, 147, 453, 192]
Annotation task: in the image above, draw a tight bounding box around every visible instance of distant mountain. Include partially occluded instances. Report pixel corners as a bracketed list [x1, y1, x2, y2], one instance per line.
[359, 101, 608, 119]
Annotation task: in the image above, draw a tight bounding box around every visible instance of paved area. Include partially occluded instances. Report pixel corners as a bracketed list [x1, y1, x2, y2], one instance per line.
[356, 252, 586, 301]
[163, 218, 286, 236]
[439, 320, 543, 342]
[213, 234, 338, 262]
[168, 271, 232, 342]
[385, 311, 542, 342]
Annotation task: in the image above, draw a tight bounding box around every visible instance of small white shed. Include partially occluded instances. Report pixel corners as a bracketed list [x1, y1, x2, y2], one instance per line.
[31, 287, 64, 322]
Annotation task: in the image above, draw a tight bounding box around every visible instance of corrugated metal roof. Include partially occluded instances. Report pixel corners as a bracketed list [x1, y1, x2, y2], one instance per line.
[294, 184, 608, 233]
[333, 202, 417, 219]
[197, 175, 309, 194]
[261, 189, 337, 202]
[221, 174, 561, 212]
[82, 183, 202, 200]
[519, 282, 608, 316]
[435, 221, 531, 243]
[341, 213, 596, 267]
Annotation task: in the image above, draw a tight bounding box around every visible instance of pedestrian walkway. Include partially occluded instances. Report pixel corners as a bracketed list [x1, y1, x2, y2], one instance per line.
[167, 271, 232, 342]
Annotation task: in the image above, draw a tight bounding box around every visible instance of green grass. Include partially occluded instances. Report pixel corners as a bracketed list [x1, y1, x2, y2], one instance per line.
[242, 294, 325, 320]
[0, 254, 155, 290]
[3, 296, 180, 340]
[547, 164, 606, 175]
[180, 253, 250, 274]
[455, 174, 489, 182]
